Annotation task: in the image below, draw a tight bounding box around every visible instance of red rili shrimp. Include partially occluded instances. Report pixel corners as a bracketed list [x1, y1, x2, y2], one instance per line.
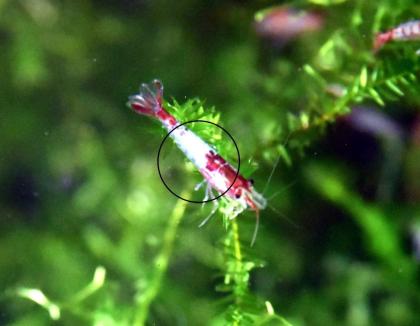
[255, 5, 323, 42]
[374, 20, 420, 53]
[128, 80, 267, 244]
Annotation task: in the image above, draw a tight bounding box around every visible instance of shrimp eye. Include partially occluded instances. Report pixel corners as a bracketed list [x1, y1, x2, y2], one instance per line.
[249, 179, 254, 185]
[235, 193, 241, 199]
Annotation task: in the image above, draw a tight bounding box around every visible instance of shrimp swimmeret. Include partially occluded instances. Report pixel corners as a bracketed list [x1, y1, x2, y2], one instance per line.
[128, 80, 267, 244]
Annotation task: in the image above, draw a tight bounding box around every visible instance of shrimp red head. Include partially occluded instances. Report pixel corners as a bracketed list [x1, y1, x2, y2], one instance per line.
[243, 186, 267, 212]
[235, 183, 267, 247]
[243, 186, 266, 246]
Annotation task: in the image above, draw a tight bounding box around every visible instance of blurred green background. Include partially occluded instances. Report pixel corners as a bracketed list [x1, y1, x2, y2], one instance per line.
[0, 0, 419, 325]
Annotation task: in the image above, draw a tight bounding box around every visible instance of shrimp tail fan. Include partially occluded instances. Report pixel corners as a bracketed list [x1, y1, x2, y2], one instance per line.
[128, 79, 163, 118]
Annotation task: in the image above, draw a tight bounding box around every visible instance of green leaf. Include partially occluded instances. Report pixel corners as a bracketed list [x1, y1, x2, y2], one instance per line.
[368, 88, 385, 106]
[385, 80, 404, 96]
[360, 66, 368, 88]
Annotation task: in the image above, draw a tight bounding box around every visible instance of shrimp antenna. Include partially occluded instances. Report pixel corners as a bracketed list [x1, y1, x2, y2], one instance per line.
[268, 203, 299, 229]
[250, 209, 260, 247]
[267, 180, 297, 201]
[262, 131, 292, 195]
[263, 155, 280, 195]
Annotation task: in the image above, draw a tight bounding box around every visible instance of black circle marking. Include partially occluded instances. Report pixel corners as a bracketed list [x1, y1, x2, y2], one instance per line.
[157, 120, 240, 203]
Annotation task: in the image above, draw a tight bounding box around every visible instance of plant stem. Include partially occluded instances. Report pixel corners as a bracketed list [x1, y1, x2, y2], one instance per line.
[231, 219, 243, 326]
[133, 191, 189, 326]
[231, 219, 243, 265]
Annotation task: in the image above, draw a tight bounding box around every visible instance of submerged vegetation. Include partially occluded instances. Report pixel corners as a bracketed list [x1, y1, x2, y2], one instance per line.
[1, 0, 419, 325]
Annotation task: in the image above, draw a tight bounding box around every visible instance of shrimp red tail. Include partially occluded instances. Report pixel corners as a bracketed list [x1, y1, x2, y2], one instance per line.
[128, 79, 163, 118]
[373, 31, 392, 53]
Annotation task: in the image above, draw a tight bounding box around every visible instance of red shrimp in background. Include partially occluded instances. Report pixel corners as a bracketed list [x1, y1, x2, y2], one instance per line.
[255, 5, 323, 42]
[128, 80, 267, 245]
[374, 20, 420, 53]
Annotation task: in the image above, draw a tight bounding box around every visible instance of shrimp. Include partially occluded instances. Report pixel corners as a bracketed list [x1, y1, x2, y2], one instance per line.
[374, 20, 420, 53]
[255, 5, 323, 42]
[128, 80, 267, 245]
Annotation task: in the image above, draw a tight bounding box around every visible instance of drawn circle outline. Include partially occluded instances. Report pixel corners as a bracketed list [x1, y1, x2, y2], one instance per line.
[157, 119, 241, 203]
